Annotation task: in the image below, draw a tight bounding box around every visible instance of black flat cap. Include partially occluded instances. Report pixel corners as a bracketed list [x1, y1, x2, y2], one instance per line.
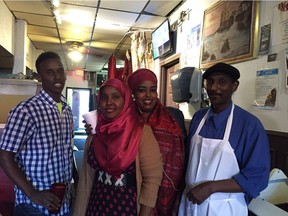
[203, 62, 240, 80]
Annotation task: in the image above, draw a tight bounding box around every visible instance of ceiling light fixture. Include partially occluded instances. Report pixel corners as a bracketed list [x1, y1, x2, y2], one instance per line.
[68, 50, 83, 62]
[66, 41, 84, 62]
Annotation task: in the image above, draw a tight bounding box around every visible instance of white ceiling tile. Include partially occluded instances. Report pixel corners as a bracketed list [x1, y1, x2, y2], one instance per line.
[56, 3, 96, 27]
[28, 34, 60, 43]
[133, 14, 166, 29]
[91, 33, 124, 43]
[61, 0, 99, 7]
[145, 0, 182, 16]
[59, 30, 92, 42]
[14, 12, 55, 27]
[5, 1, 51, 15]
[28, 26, 58, 37]
[100, 0, 148, 13]
[96, 8, 139, 29]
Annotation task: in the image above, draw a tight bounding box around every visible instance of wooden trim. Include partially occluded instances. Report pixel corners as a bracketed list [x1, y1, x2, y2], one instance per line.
[266, 130, 288, 176]
[160, 53, 181, 67]
[266, 130, 288, 138]
[159, 53, 181, 105]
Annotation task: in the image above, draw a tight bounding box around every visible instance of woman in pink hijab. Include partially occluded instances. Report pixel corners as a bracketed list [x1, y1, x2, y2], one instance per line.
[74, 79, 163, 216]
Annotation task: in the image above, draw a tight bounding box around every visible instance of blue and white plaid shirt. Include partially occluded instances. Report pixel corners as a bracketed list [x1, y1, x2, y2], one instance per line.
[0, 90, 74, 215]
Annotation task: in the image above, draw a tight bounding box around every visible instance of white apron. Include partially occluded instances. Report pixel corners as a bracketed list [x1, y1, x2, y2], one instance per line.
[178, 104, 247, 216]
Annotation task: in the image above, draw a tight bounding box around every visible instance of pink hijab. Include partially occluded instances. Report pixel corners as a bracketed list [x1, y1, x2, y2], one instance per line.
[94, 79, 143, 176]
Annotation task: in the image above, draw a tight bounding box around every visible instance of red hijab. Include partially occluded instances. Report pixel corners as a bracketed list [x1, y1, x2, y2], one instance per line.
[128, 69, 185, 214]
[127, 68, 157, 91]
[127, 68, 182, 137]
[94, 79, 143, 176]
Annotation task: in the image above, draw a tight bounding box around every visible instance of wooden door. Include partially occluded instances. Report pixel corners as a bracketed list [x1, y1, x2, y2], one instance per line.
[166, 64, 180, 108]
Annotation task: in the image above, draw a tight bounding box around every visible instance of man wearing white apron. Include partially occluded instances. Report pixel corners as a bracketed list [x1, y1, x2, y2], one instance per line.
[179, 63, 270, 216]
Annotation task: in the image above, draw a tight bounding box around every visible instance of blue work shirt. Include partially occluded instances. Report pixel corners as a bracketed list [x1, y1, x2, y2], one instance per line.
[188, 103, 270, 201]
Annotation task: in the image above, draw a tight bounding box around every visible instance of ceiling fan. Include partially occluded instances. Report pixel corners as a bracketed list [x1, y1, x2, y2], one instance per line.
[64, 38, 128, 71]
[64, 40, 112, 71]
[65, 41, 84, 62]
[65, 41, 83, 49]
[65, 40, 108, 58]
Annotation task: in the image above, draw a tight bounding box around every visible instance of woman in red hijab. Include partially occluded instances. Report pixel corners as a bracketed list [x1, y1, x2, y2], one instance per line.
[73, 79, 163, 216]
[127, 69, 186, 216]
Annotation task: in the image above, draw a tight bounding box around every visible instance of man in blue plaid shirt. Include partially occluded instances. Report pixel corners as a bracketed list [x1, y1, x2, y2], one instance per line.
[0, 52, 74, 216]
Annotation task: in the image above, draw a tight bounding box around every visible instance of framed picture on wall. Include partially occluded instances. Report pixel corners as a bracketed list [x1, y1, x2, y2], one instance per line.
[200, 0, 259, 69]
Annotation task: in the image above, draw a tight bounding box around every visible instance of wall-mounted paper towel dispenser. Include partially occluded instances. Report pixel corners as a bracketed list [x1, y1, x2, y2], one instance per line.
[171, 67, 202, 103]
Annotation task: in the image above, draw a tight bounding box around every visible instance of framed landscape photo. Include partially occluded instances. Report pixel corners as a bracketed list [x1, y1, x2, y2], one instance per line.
[200, 0, 259, 69]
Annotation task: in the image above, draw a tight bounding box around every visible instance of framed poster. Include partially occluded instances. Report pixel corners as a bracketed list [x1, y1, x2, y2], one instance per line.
[200, 0, 259, 69]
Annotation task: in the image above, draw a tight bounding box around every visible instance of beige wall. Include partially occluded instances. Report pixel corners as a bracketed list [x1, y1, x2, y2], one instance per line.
[155, 0, 288, 133]
[0, 1, 15, 54]
[0, 79, 41, 123]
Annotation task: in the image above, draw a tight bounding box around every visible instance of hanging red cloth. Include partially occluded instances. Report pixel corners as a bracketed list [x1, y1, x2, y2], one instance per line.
[108, 53, 132, 82]
[115, 68, 124, 80]
[108, 55, 116, 79]
[122, 51, 133, 82]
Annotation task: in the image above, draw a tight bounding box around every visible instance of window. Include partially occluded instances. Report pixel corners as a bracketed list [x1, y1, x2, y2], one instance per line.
[66, 87, 94, 132]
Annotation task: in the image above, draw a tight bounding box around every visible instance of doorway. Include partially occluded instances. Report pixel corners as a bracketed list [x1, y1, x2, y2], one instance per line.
[160, 54, 180, 108]
[66, 87, 93, 132]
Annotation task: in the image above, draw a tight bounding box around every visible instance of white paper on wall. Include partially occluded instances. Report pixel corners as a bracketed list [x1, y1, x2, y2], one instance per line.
[272, 2, 288, 46]
[178, 11, 201, 68]
[253, 68, 279, 109]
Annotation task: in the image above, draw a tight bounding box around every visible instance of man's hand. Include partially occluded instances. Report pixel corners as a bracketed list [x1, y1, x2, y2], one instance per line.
[187, 181, 214, 205]
[187, 179, 244, 205]
[29, 189, 61, 210]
